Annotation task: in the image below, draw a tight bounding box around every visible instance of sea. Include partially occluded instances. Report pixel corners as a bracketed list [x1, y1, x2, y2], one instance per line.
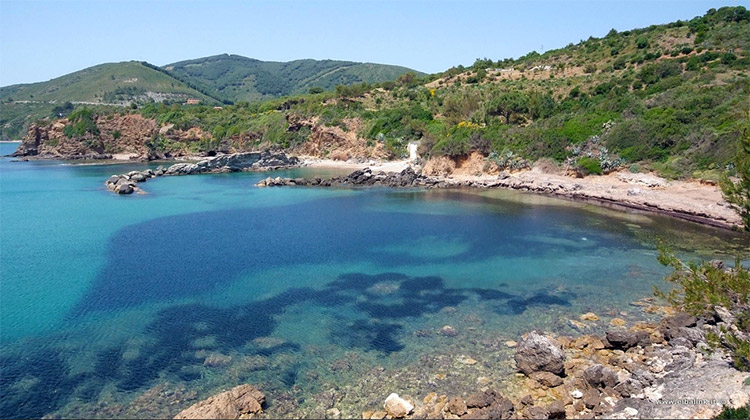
[1, 142, 747, 418]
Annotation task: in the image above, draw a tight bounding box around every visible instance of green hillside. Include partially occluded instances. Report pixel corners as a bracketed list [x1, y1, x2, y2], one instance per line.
[0, 61, 217, 139]
[163, 54, 422, 102]
[130, 6, 750, 180]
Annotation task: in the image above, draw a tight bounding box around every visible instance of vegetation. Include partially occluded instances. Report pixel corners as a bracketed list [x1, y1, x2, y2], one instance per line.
[720, 119, 750, 230]
[0, 57, 420, 140]
[715, 404, 750, 419]
[163, 54, 421, 103]
[655, 246, 750, 371]
[6, 6, 750, 180]
[63, 108, 99, 137]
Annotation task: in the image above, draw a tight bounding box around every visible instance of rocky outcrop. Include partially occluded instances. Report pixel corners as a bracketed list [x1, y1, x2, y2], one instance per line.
[11, 115, 156, 159]
[173, 384, 265, 419]
[105, 152, 299, 194]
[514, 331, 566, 376]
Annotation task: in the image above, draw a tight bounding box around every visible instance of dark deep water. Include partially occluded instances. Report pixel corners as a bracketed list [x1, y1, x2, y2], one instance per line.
[1, 143, 748, 418]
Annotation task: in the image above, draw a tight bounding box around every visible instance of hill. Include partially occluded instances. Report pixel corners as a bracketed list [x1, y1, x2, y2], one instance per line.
[163, 54, 422, 102]
[0, 61, 218, 139]
[0, 57, 421, 140]
[13, 6, 750, 183]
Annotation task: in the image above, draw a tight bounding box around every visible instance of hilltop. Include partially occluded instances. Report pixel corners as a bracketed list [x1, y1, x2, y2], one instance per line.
[0, 57, 421, 139]
[164, 54, 422, 103]
[12, 6, 750, 182]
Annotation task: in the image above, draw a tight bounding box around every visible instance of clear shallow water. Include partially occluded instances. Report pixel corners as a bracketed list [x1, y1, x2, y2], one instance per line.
[1, 142, 747, 418]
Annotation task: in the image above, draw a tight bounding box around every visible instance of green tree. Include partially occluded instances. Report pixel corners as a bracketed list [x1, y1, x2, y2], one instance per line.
[486, 91, 529, 125]
[720, 121, 750, 230]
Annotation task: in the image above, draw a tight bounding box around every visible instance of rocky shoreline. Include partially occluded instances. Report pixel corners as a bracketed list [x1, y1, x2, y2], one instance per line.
[105, 151, 299, 194]
[169, 302, 749, 420]
[255, 166, 743, 230]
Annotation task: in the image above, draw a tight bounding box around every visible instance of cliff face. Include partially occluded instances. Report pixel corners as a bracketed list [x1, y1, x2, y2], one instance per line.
[11, 112, 392, 161]
[12, 114, 159, 159]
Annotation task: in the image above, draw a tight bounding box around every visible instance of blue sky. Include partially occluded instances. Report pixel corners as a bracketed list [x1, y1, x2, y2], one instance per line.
[0, 0, 746, 86]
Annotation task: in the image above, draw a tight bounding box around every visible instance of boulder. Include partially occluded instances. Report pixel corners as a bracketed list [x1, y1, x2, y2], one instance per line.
[166, 163, 201, 176]
[446, 397, 467, 416]
[514, 331, 566, 376]
[384, 393, 413, 419]
[173, 384, 266, 419]
[530, 371, 564, 388]
[605, 330, 650, 350]
[584, 364, 619, 388]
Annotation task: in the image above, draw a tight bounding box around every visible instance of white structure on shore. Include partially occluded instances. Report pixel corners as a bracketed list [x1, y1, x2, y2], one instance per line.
[408, 141, 420, 161]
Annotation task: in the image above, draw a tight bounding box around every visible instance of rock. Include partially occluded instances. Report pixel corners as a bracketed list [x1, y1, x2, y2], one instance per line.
[660, 312, 697, 341]
[166, 163, 201, 176]
[438, 325, 458, 337]
[584, 364, 619, 388]
[580, 312, 599, 321]
[546, 400, 566, 419]
[613, 378, 643, 397]
[446, 397, 467, 416]
[605, 330, 650, 350]
[505, 340, 518, 348]
[514, 331, 566, 376]
[582, 388, 601, 409]
[173, 384, 265, 419]
[465, 390, 495, 409]
[107, 175, 120, 185]
[526, 406, 550, 419]
[130, 172, 147, 182]
[116, 183, 134, 194]
[457, 355, 477, 365]
[384, 393, 413, 419]
[610, 318, 627, 327]
[669, 327, 704, 345]
[571, 390, 583, 399]
[325, 407, 341, 419]
[713, 306, 735, 324]
[530, 371, 564, 388]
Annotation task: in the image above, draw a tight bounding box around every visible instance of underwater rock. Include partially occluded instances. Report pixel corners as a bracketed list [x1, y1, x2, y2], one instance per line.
[514, 331, 566, 376]
[173, 384, 265, 419]
[438, 325, 458, 337]
[580, 312, 599, 321]
[383, 393, 413, 419]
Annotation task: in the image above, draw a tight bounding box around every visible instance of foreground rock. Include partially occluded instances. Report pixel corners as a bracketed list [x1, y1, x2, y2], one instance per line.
[105, 151, 299, 194]
[514, 331, 566, 376]
[173, 384, 266, 419]
[384, 393, 414, 418]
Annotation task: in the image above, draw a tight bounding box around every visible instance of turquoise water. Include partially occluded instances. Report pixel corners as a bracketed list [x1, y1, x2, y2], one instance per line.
[1, 142, 747, 418]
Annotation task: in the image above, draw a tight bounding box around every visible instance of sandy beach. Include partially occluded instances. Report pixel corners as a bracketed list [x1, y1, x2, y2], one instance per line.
[298, 157, 743, 230]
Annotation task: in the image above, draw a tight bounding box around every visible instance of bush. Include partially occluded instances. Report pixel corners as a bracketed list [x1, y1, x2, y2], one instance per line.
[578, 157, 603, 174]
[715, 404, 750, 419]
[655, 247, 750, 371]
[63, 108, 99, 138]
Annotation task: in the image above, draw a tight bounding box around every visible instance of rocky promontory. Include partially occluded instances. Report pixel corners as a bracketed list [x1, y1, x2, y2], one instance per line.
[106, 151, 299, 194]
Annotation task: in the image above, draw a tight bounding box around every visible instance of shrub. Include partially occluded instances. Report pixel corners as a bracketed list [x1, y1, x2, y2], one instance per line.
[655, 246, 750, 371]
[636, 36, 649, 49]
[578, 157, 603, 174]
[715, 404, 750, 419]
[63, 108, 99, 138]
[720, 122, 750, 230]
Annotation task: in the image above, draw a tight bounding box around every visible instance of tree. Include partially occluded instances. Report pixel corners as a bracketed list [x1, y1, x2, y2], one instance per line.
[720, 120, 750, 230]
[486, 91, 529, 125]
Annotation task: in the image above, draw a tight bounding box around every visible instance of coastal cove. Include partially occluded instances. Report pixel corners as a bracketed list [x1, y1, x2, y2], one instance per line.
[1, 143, 749, 418]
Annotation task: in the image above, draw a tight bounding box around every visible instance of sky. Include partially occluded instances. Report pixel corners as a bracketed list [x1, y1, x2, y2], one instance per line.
[0, 0, 747, 86]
